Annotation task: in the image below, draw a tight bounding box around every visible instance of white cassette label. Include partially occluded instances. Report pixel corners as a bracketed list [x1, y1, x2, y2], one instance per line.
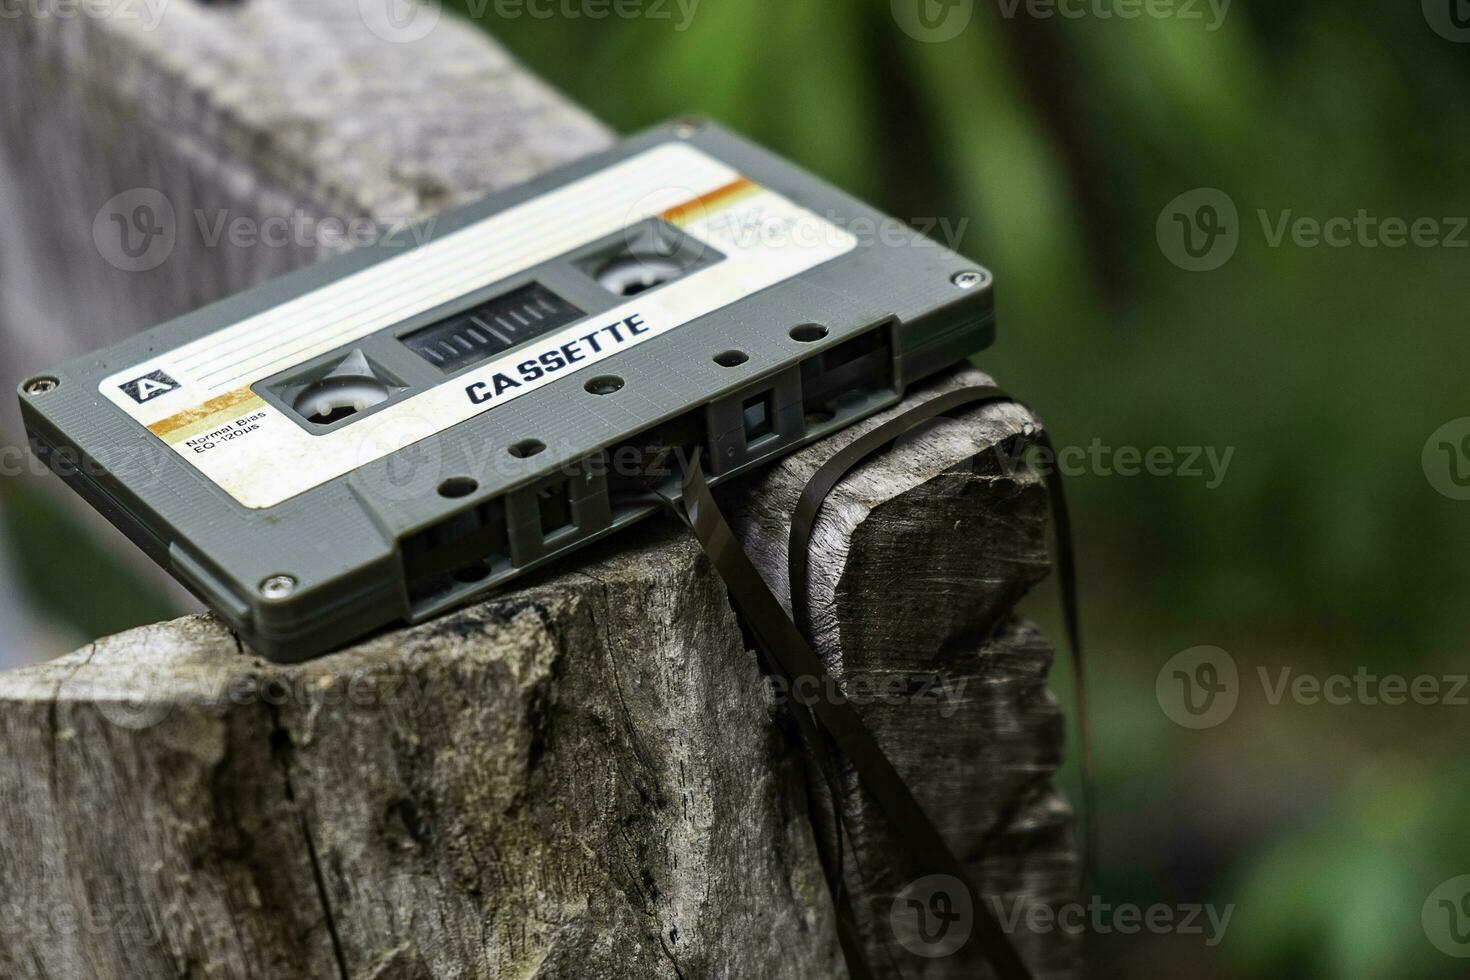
[101, 144, 858, 508]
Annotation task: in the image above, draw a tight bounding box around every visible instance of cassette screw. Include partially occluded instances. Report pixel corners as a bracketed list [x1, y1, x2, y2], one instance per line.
[23, 377, 59, 395]
[952, 270, 988, 290]
[260, 575, 297, 600]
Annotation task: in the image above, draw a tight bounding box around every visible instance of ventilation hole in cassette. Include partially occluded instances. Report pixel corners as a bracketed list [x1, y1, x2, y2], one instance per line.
[607, 410, 706, 511]
[789, 324, 828, 343]
[509, 439, 546, 459]
[403, 498, 509, 611]
[714, 350, 749, 368]
[742, 391, 775, 444]
[438, 477, 478, 499]
[800, 325, 895, 422]
[453, 562, 492, 584]
[538, 481, 574, 538]
[584, 375, 625, 396]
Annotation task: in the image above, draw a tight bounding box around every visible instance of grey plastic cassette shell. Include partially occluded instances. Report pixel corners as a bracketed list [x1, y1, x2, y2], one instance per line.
[20, 121, 995, 662]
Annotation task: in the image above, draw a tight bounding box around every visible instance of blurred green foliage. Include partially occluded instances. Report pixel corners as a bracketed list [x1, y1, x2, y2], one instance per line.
[1, 481, 177, 644]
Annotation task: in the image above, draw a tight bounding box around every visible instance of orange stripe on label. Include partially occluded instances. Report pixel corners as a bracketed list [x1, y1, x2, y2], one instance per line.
[660, 177, 759, 225]
[148, 387, 264, 439]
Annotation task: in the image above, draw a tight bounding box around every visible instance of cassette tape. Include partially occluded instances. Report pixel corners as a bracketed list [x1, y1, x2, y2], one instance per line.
[19, 121, 995, 661]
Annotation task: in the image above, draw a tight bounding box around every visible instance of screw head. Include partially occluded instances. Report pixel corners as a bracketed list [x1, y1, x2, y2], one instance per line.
[260, 575, 296, 600]
[23, 377, 59, 395]
[952, 270, 988, 290]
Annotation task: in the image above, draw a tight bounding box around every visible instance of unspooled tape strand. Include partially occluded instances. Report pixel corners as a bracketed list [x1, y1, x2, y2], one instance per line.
[660, 441, 1038, 980]
[788, 384, 1096, 889]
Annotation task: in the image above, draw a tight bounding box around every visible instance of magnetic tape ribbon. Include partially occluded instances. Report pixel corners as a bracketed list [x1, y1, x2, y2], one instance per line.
[659, 384, 1092, 980]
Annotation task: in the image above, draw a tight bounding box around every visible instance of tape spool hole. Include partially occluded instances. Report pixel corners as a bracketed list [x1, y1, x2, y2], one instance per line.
[713, 350, 749, 368]
[295, 376, 391, 425]
[438, 477, 478, 499]
[597, 255, 685, 297]
[508, 439, 546, 459]
[584, 375, 625, 395]
[789, 324, 828, 343]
